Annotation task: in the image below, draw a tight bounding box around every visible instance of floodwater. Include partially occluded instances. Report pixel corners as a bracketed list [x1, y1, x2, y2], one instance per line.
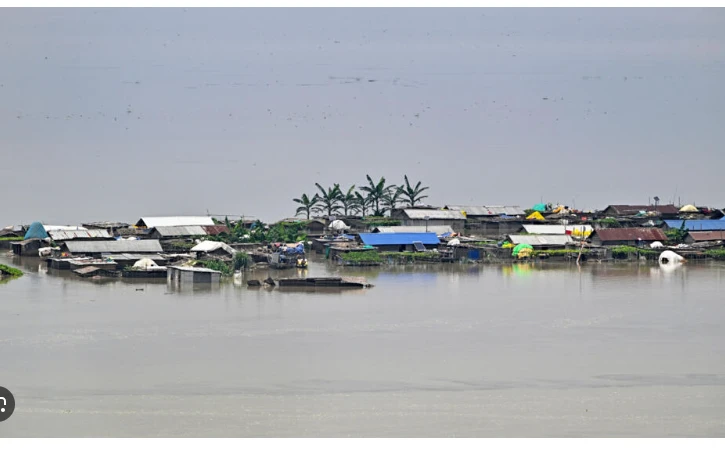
[1, 254, 725, 437]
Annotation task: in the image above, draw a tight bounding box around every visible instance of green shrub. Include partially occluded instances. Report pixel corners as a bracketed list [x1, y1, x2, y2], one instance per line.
[610, 246, 657, 259]
[0, 264, 23, 277]
[593, 218, 621, 227]
[362, 217, 402, 227]
[704, 249, 725, 260]
[197, 260, 233, 276]
[532, 249, 588, 256]
[233, 252, 250, 270]
[0, 236, 24, 241]
[341, 250, 382, 263]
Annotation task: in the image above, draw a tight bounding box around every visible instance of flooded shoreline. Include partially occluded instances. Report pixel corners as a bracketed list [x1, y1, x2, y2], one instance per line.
[2, 253, 725, 436]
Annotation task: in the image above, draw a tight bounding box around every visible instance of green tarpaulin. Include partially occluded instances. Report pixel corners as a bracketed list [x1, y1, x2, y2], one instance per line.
[532, 203, 547, 212]
[512, 243, 534, 257]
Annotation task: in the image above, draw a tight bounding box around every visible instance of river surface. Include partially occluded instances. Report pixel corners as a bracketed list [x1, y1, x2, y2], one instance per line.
[1, 254, 725, 437]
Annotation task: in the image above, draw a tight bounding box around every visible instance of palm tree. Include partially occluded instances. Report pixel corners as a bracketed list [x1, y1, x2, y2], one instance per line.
[400, 175, 429, 207]
[293, 193, 320, 220]
[354, 191, 373, 217]
[339, 185, 358, 216]
[360, 175, 390, 215]
[381, 186, 403, 215]
[315, 183, 342, 217]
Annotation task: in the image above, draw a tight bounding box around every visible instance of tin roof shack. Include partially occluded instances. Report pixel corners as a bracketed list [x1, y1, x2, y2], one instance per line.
[522, 224, 593, 238]
[372, 225, 454, 236]
[443, 205, 525, 238]
[663, 219, 725, 232]
[445, 205, 526, 218]
[150, 225, 207, 240]
[167, 266, 221, 286]
[589, 228, 667, 247]
[508, 234, 574, 250]
[390, 209, 466, 231]
[48, 229, 113, 242]
[81, 222, 131, 234]
[134, 216, 215, 229]
[600, 205, 679, 219]
[358, 232, 440, 252]
[191, 241, 236, 260]
[685, 231, 725, 245]
[62, 240, 164, 257]
[11, 238, 45, 256]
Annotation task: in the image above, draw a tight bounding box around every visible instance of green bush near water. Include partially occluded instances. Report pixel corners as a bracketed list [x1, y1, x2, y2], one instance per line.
[380, 251, 441, 263]
[611, 246, 658, 259]
[532, 249, 589, 256]
[0, 236, 24, 241]
[341, 251, 382, 263]
[197, 260, 233, 276]
[233, 252, 251, 270]
[704, 249, 725, 260]
[0, 264, 23, 277]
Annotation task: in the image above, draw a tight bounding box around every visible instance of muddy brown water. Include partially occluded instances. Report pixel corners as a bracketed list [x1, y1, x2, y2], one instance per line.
[1, 254, 725, 437]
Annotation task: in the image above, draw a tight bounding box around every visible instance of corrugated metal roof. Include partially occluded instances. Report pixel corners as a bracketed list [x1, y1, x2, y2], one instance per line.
[102, 253, 165, 261]
[403, 209, 466, 220]
[65, 240, 163, 254]
[359, 232, 440, 246]
[136, 216, 215, 228]
[168, 266, 222, 274]
[373, 225, 455, 234]
[191, 240, 236, 255]
[48, 230, 112, 241]
[664, 220, 725, 231]
[43, 225, 88, 231]
[592, 228, 667, 242]
[687, 231, 725, 242]
[446, 205, 526, 216]
[152, 226, 207, 237]
[202, 225, 230, 236]
[605, 205, 679, 215]
[522, 224, 594, 235]
[508, 235, 573, 246]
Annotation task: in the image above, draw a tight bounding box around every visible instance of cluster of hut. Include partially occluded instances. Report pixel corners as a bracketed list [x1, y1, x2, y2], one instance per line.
[3, 202, 725, 280]
[307, 203, 725, 264]
[0, 217, 241, 284]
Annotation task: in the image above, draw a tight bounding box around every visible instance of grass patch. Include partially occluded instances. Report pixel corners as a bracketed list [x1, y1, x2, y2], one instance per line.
[0, 236, 24, 241]
[340, 250, 382, 263]
[380, 251, 441, 263]
[611, 246, 658, 259]
[532, 249, 588, 256]
[704, 249, 725, 260]
[0, 264, 24, 277]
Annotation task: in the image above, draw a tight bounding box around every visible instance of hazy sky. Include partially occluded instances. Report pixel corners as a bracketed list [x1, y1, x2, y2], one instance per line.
[1, 8, 724, 226]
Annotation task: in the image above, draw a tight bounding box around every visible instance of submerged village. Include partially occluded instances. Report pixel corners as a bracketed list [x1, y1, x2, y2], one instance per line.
[2, 175, 725, 287]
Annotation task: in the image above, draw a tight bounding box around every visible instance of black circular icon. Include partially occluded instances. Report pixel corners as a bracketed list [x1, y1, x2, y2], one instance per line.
[0, 387, 15, 422]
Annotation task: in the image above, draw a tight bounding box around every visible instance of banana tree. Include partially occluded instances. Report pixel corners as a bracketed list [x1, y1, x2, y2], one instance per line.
[401, 175, 429, 207]
[293, 193, 320, 220]
[315, 183, 342, 217]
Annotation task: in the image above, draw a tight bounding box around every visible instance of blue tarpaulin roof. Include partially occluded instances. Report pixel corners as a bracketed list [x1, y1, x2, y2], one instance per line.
[359, 232, 440, 246]
[664, 220, 725, 231]
[24, 222, 48, 240]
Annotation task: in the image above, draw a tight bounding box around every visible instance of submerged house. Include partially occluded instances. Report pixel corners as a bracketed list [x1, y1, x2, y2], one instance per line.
[358, 232, 440, 252]
[390, 209, 466, 231]
[444, 205, 525, 237]
[11, 238, 45, 256]
[589, 228, 667, 247]
[167, 266, 221, 285]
